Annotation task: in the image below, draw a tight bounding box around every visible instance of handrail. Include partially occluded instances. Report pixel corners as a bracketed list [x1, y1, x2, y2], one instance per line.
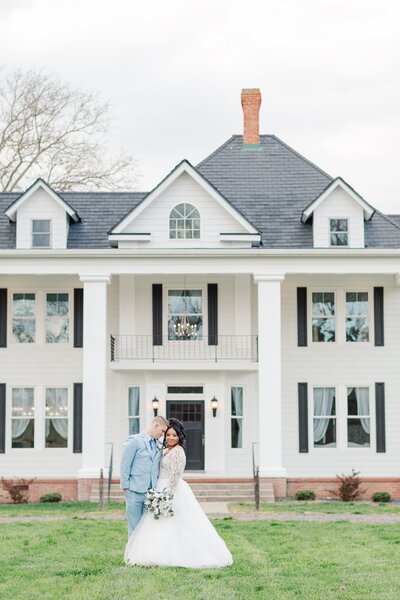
[106, 442, 114, 502]
[110, 334, 258, 362]
[252, 441, 260, 511]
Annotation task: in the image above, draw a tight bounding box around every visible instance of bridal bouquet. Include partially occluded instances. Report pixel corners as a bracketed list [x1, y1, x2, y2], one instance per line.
[144, 488, 174, 520]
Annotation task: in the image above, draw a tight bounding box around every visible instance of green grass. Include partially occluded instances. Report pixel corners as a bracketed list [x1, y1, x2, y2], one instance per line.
[0, 501, 124, 518]
[1, 518, 400, 599]
[229, 500, 400, 515]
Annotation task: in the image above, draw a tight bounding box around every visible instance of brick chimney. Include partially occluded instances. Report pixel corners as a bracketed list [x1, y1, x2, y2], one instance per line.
[241, 88, 261, 146]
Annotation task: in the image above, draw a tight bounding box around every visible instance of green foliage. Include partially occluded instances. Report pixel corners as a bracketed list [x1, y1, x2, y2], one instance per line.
[39, 492, 62, 503]
[372, 492, 391, 503]
[295, 489, 316, 501]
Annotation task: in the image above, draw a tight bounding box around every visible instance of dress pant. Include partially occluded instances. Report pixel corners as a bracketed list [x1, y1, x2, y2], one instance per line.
[125, 489, 146, 538]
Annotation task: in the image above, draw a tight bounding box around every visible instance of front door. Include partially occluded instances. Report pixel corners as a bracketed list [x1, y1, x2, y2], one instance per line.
[166, 401, 204, 470]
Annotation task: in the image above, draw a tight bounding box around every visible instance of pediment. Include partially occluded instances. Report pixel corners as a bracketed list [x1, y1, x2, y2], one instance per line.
[5, 178, 79, 222]
[109, 160, 260, 246]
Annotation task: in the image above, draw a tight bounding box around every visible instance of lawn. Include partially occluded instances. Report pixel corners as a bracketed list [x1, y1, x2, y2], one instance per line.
[229, 500, 400, 515]
[1, 511, 400, 599]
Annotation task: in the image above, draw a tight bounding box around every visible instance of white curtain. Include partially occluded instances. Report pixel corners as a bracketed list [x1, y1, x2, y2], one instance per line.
[12, 389, 33, 439]
[313, 388, 335, 442]
[46, 389, 68, 440]
[354, 387, 370, 434]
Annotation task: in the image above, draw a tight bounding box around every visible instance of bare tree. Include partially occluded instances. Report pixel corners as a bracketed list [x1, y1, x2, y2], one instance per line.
[0, 68, 138, 191]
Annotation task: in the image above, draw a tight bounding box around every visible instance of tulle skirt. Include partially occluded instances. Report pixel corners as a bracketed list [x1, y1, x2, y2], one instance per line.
[124, 478, 233, 568]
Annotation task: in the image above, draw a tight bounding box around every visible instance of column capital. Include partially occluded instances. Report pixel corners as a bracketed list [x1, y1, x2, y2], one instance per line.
[253, 273, 285, 284]
[79, 275, 112, 284]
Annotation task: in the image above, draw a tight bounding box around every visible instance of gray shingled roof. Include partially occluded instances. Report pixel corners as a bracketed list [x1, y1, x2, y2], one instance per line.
[1, 134, 399, 249]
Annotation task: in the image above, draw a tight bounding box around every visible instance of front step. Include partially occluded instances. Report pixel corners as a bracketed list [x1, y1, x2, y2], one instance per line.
[90, 480, 275, 503]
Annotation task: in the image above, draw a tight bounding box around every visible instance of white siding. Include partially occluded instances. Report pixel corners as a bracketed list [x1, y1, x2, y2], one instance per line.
[16, 188, 69, 249]
[313, 188, 364, 248]
[0, 275, 82, 477]
[281, 274, 400, 477]
[121, 172, 248, 248]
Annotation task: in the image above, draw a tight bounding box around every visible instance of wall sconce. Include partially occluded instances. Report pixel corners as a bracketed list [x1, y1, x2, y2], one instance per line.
[152, 396, 159, 417]
[211, 396, 218, 418]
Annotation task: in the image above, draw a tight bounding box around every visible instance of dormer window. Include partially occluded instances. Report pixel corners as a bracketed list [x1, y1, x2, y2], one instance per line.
[32, 220, 51, 248]
[169, 203, 200, 239]
[330, 219, 348, 246]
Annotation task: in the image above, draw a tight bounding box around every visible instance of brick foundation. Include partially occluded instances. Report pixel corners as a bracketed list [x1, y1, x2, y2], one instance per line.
[0, 479, 78, 504]
[287, 478, 400, 500]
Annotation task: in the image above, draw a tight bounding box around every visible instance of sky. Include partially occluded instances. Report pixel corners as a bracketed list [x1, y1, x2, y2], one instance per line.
[1, 0, 400, 213]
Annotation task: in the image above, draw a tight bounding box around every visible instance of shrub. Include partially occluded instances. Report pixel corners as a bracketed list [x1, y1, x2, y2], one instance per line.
[295, 489, 316, 501]
[329, 470, 364, 502]
[0, 477, 34, 504]
[372, 491, 391, 503]
[39, 492, 62, 503]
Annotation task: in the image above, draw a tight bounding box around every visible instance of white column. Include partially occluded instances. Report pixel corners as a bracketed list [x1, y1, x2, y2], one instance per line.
[254, 274, 286, 478]
[78, 275, 111, 479]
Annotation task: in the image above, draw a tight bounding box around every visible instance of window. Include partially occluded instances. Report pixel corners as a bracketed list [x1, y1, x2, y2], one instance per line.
[169, 204, 200, 239]
[312, 292, 335, 342]
[45, 388, 68, 448]
[330, 219, 348, 246]
[11, 388, 34, 448]
[128, 387, 140, 434]
[168, 290, 203, 340]
[231, 387, 243, 448]
[313, 387, 336, 447]
[346, 292, 369, 342]
[32, 220, 51, 248]
[347, 387, 370, 447]
[46, 293, 69, 343]
[12, 293, 36, 343]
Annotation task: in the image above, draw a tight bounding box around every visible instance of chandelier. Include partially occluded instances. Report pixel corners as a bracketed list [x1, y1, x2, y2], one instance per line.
[174, 314, 198, 339]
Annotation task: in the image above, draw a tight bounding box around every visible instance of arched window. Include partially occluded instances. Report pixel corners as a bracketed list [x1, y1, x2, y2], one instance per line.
[169, 203, 200, 239]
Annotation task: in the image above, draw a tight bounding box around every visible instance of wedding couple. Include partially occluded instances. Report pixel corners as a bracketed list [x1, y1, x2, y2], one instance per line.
[120, 415, 233, 568]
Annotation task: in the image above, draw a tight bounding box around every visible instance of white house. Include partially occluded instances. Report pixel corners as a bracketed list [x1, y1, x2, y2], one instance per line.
[1, 88, 400, 502]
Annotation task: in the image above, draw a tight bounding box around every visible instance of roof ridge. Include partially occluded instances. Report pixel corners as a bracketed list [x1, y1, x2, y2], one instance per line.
[197, 135, 237, 168]
[269, 135, 333, 180]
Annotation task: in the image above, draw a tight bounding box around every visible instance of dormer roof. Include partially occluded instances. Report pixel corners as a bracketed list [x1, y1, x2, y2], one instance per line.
[5, 178, 80, 223]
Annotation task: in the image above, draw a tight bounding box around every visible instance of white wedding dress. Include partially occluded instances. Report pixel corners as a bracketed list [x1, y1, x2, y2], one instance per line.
[124, 445, 233, 568]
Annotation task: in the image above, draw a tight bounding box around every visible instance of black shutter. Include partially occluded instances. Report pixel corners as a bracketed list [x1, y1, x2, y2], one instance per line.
[298, 382, 308, 453]
[297, 287, 307, 347]
[208, 284, 218, 345]
[0, 383, 5, 454]
[73, 383, 83, 453]
[375, 382, 386, 453]
[374, 287, 384, 346]
[0, 289, 7, 348]
[152, 284, 163, 346]
[74, 288, 84, 348]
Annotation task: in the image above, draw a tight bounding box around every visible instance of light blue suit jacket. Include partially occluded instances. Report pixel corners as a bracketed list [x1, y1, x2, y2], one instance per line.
[120, 432, 161, 493]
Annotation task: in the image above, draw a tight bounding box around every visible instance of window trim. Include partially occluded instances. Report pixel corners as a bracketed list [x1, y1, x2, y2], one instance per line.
[169, 203, 201, 240]
[31, 218, 52, 249]
[44, 291, 71, 345]
[310, 289, 337, 345]
[329, 217, 349, 247]
[10, 386, 36, 450]
[165, 285, 206, 342]
[344, 288, 372, 345]
[309, 384, 375, 452]
[230, 385, 245, 450]
[127, 385, 141, 435]
[10, 290, 37, 345]
[44, 386, 69, 449]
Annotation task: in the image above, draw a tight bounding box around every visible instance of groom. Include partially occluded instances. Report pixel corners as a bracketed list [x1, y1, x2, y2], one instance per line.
[120, 415, 169, 537]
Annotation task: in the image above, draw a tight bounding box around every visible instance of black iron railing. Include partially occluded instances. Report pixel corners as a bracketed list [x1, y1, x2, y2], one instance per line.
[110, 335, 258, 362]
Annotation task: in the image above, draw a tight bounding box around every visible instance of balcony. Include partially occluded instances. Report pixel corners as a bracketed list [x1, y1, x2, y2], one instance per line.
[110, 335, 258, 363]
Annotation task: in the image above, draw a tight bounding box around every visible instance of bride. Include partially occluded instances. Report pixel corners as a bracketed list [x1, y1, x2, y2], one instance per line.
[124, 418, 233, 568]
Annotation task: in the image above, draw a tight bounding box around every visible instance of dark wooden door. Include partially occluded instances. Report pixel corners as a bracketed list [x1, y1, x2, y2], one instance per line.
[166, 401, 204, 470]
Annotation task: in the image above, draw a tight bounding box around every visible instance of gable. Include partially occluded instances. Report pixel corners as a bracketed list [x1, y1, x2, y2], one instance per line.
[109, 161, 260, 248]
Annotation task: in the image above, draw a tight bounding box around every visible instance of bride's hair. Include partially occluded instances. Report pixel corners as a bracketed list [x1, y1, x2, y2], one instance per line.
[164, 418, 187, 449]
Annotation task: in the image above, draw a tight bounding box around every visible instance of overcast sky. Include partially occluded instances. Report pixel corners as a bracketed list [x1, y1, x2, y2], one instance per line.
[1, 0, 400, 212]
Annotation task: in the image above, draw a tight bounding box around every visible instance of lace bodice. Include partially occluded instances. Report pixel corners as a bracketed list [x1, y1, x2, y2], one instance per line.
[159, 445, 186, 494]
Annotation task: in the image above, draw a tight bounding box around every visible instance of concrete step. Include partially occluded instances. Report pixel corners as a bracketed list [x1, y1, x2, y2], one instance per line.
[90, 481, 275, 503]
